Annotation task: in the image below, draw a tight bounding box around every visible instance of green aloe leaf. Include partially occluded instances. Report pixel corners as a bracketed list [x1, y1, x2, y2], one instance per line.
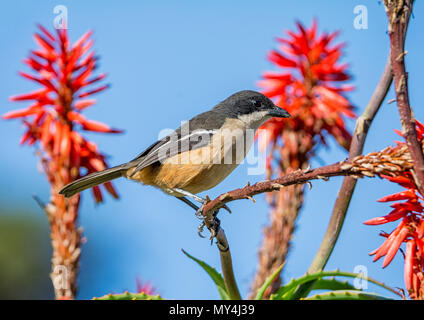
[272, 270, 400, 300]
[310, 278, 357, 291]
[254, 263, 285, 300]
[182, 249, 230, 300]
[303, 290, 392, 300]
[93, 292, 163, 300]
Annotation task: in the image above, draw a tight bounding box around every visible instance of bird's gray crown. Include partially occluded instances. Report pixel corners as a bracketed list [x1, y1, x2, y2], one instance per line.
[213, 90, 282, 118]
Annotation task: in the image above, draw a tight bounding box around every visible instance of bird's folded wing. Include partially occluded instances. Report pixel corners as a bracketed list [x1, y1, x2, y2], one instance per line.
[128, 129, 217, 177]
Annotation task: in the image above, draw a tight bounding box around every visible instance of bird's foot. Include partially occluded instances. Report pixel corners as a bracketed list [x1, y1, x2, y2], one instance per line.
[172, 189, 228, 240]
[195, 201, 231, 220]
[197, 210, 221, 243]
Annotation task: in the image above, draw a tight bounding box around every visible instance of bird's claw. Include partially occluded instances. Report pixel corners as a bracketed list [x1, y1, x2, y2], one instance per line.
[197, 221, 206, 238]
[222, 204, 232, 214]
[195, 205, 205, 219]
[196, 210, 221, 243]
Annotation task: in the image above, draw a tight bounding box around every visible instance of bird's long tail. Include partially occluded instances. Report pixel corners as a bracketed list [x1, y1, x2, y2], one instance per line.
[59, 163, 132, 198]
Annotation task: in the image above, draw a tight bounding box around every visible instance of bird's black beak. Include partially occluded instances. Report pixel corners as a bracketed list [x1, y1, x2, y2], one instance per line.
[268, 104, 290, 118]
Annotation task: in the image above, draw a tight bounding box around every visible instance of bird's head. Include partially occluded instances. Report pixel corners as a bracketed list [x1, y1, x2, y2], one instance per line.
[216, 90, 290, 129]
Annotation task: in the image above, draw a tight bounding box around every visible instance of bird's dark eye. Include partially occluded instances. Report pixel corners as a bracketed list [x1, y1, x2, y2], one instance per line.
[251, 99, 262, 109]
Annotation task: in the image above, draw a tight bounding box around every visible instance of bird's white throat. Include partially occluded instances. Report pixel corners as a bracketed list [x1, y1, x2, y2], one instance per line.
[237, 110, 272, 130]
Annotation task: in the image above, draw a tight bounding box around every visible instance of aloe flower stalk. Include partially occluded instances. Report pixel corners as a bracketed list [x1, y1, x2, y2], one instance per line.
[3, 25, 121, 299]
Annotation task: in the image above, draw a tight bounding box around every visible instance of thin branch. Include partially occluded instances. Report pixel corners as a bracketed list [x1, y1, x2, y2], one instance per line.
[385, 0, 424, 194]
[197, 204, 242, 299]
[202, 138, 415, 216]
[202, 163, 346, 215]
[216, 229, 242, 300]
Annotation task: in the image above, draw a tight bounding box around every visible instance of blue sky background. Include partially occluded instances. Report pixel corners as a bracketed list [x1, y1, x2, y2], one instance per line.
[0, 0, 423, 299]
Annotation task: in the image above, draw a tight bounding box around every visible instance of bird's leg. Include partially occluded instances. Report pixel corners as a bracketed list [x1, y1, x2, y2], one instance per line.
[173, 190, 222, 240]
[172, 188, 231, 217]
[172, 188, 206, 205]
[177, 196, 200, 211]
[176, 197, 206, 238]
[172, 188, 208, 219]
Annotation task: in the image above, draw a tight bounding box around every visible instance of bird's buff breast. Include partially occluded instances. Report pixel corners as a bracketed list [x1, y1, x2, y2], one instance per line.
[127, 118, 253, 196]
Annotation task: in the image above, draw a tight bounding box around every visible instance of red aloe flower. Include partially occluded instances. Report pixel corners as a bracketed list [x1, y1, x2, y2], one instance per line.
[257, 20, 354, 168]
[365, 121, 424, 300]
[250, 20, 355, 298]
[3, 25, 121, 299]
[3, 25, 121, 200]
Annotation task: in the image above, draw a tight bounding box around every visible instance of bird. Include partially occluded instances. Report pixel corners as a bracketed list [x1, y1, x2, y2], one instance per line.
[59, 90, 290, 221]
